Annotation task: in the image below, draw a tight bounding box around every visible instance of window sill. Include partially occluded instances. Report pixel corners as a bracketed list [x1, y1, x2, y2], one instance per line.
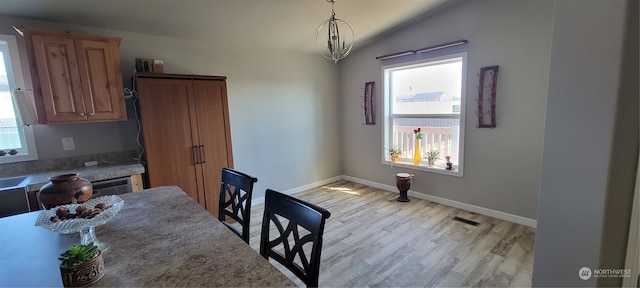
[0, 153, 38, 164]
[383, 160, 463, 177]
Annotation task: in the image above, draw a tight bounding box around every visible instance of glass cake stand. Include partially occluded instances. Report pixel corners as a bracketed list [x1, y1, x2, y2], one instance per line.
[35, 195, 124, 253]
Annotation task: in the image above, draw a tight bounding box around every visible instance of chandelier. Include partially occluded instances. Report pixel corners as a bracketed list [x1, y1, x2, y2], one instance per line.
[315, 0, 354, 63]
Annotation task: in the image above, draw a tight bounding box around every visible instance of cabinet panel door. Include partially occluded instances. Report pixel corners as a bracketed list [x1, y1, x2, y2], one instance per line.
[137, 78, 204, 207]
[193, 80, 233, 215]
[31, 35, 86, 122]
[75, 40, 126, 121]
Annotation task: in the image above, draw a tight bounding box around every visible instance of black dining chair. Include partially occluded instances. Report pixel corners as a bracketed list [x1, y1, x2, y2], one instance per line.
[218, 168, 258, 244]
[260, 189, 331, 287]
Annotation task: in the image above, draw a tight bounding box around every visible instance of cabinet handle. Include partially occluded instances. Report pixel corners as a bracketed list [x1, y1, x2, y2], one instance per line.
[199, 145, 206, 164]
[89, 112, 95, 116]
[193, 145, 200, 164]
[79, 112, 85, 116]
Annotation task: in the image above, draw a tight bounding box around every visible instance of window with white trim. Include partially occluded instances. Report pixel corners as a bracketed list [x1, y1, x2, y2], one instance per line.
[0, 34, 38, 164]
[382, 52, 466, 176]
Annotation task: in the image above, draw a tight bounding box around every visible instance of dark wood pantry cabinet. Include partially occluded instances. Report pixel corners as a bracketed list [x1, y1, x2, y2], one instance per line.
[136, 73, 233, 216]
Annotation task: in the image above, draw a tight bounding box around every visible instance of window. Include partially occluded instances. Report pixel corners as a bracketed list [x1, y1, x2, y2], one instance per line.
[0, 34, 38, 164]
[382, 53, 466, 176]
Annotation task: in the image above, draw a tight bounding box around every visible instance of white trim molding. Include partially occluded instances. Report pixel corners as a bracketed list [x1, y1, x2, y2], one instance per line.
[251, 176, 343, 206]
[342, 175, 536, 227]
[622, 154, 640, 287]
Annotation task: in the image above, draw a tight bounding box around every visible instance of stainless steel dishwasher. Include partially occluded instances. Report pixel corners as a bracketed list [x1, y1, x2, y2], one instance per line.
[90, 177, 133, 198]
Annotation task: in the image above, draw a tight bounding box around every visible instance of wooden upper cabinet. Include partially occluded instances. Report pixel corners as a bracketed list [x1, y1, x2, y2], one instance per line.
[15, 27, 126, 124]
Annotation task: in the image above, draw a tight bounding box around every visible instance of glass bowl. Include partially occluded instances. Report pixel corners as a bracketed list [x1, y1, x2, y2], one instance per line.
[35, 195, 124, 234]
[35, 195, 124, 252]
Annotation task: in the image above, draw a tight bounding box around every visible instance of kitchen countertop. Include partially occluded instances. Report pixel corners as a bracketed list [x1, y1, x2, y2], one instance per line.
[18, 162, 145, 192]
[0, 186, 296, 287]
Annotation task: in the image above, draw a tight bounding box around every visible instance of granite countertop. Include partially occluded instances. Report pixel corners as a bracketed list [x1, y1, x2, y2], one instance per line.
[18, 162, 145, 192]
[0, 186, 296, 287]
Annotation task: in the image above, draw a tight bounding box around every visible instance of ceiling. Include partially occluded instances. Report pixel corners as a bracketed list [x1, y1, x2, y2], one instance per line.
[0, 0, 452, 53]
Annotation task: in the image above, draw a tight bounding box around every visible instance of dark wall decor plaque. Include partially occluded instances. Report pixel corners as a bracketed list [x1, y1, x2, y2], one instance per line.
[363, 82, 375, 125]
[476, 66, 499, 128]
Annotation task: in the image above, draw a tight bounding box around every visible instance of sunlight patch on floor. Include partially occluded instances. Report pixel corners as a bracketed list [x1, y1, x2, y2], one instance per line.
[321, 185, 361, 195]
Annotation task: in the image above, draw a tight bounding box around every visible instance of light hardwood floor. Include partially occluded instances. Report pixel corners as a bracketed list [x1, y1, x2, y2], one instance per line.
[248, 180, 535, 287]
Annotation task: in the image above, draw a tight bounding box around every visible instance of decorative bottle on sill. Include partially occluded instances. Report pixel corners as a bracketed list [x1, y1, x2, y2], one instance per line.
[413, 128, 422, 165]
[413, 139, 421, 165]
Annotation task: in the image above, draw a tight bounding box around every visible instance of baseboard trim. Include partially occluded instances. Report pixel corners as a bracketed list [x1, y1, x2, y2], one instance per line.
[251, 175, 343, 206]
[342, 175, 537, 228]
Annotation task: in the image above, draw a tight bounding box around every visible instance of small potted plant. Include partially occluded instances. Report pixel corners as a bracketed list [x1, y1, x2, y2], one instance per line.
[387, 146, 402, 162]
[59, 243, 105, 287]
[425, 150, 440, 167]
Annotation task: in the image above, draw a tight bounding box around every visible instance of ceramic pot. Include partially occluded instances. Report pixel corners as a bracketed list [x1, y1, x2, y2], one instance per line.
[38, 174, 93, 209]
[60, 250, 105, 287]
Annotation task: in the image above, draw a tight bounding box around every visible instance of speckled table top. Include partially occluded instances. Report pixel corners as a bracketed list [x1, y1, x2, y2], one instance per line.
[0, 186, 296, 287]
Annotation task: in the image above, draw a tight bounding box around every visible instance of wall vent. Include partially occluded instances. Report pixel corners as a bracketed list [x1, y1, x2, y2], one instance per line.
[453, 216, 480, 226]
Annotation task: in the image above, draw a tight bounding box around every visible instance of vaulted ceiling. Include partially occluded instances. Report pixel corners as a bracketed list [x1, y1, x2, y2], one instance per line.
[0, 0, 453, 53]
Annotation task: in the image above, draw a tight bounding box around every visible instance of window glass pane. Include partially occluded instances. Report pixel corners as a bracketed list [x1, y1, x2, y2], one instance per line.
[0, 34, 38, 164]
[383, 52, 465, 174]
[0, 49, 21, 150]
[390, 118, 460, 164]
[391, 58, 462, 115]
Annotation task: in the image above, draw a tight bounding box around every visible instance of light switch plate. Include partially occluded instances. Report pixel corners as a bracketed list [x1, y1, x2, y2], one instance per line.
[62, 137, 75, 150]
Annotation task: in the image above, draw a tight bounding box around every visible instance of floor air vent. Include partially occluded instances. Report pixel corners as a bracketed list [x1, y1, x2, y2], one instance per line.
[453, 216, 480, 226]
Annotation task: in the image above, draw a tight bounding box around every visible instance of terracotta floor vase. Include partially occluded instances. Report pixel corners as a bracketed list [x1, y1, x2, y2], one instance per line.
[395, 172, 412, 202]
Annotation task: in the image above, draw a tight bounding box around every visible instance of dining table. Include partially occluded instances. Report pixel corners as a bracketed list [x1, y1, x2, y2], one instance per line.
[0, 186, 297, 287]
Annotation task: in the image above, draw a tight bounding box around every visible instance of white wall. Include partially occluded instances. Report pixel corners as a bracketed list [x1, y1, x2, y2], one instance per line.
[339, 0, 554, 220]
[533, 0, 638, 286]
[0, 16, 341, 199]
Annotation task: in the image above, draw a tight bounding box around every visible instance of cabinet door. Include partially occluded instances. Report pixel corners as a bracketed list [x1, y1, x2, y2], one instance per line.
[75, 39, 126, 121]
[31, 35, 86, 122]
[193, 80, 234, 215]
[137, 78, 205, 207]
